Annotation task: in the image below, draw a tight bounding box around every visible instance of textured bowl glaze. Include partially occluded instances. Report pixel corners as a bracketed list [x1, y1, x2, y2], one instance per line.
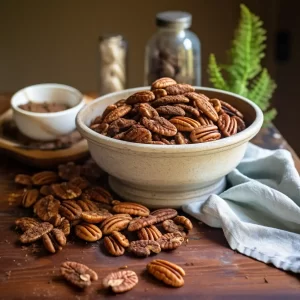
[76, 87, 263, 208]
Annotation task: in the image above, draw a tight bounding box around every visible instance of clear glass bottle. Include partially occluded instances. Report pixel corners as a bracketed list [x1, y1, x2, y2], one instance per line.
[144, 11, 201, 86]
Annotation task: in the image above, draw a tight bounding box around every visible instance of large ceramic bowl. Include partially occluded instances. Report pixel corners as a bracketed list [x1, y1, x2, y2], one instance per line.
[76, 87, 263, 208]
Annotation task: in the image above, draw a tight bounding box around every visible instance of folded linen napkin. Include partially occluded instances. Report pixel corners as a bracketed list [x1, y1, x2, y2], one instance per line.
[182, 143, 300, 273]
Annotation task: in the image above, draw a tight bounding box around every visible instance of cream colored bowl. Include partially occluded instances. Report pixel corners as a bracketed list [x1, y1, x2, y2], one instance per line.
[76, 87, 263, 208]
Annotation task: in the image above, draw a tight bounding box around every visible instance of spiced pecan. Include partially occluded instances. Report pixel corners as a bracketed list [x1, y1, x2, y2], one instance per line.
[107, 118, 136, 136]
[20, 222, 53, 243]
[120, 124, 152, 143]
[91, 115, 103, 125]
[43, 228, 66, 253]
[173, 216, 193, 230]
[190, 125, 221, 143]
[75, 223, 102, 242]
[58, 162, 81, 180]
[103, 236, 125, 256]
[141, 116, 177, 136]
[176, 104, 200, 117]
[31, 171, 59, 186]
[59, 200, 82, 221]
[198, 114, 214, 126]
[15, 174, 32, 186]
[164, 83, 194, 95]
[102, 104, 118, 118]
[100, 214, 132, 235]
[153, 88, 167, 99]
[115, 99, 126, 107]
[220, 100, 244, 118]
[40, 185, 54, 196]
[51, 182, 82, 200]
[148, 141, 165, 145]
[174, 132, 189, 144]
[217, 113, 237, 137]
[137, 225, 162, 241]
[110, 231, 129, 247]
[15, 217, 40, 232]
[102, 270, 138, 293]
[112, 202, 150, 217]
[22, 189, 39, 208]
[81, 210, 112, 223]
[151, 77, 177, 90]
[90, 122, 109, 135]
[209, 98, 221, 113]
[103, 105, 132, 124]
[33, 195, 61, 223]
[77, 199, 100, 212]
[57, 218, 71, 236]
[157, 232, 184, 250]
[83, 187, 112, 204]
[128, 240, 161, 257]
[232, 115, 246, 132]
[61, 261, 98, 289]
[138, 103, 159, 119]
[151, 95, 190, 107]
[68, 177, 89, 190]
[127, 215, 157, 232]
[126, 91, 155, 105]
[150, 208, 178, 223]
[186, 92, 218, 122]
[162, 220, 186, 237]
[156, 105, 185, 116]
[170, 116, 200, 132]
[147, 259, 185, 287]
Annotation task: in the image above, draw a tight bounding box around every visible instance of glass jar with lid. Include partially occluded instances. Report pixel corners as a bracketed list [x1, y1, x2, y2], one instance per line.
[144, 11, 201, 86]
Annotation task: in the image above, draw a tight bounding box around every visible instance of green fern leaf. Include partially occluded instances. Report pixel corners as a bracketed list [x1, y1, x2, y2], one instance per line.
[263, 108, 277, 126]
[207, 54, 229, 91]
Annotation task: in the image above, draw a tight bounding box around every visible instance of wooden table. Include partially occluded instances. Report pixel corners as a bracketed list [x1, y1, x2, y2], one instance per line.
[0, 94, 299, 299]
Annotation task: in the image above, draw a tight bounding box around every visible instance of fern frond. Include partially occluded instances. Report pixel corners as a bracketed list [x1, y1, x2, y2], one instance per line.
[208, 54, 229, 91]
[263, 108, 277, 126]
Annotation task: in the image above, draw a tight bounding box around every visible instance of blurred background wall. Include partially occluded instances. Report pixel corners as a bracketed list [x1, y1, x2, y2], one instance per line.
[0, 0, 299, 154]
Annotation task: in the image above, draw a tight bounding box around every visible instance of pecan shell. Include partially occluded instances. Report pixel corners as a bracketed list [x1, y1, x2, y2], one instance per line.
[103, 105, 132, 124]
[156, 105, 185, 116]
[75, 223, 102, 242]
[164, 83, 194, 95]
[137, 225, 162, 241]
[102, 270, 138, 293]
[190, 125, 221, 143]
[103, 236, 125, 256]
[141, 116, 177, 136]
[126, 91, 155, 105]
[151, 77, 177, 90]
[150, 208, 178, 223]
[128, 240, 161, 257]
[170, 116, 200, 132]
[112, 202, 150, 217]
[22, 189, 39, 208]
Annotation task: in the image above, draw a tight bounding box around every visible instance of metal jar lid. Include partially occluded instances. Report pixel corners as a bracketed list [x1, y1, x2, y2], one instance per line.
[156, 11, 192, 29]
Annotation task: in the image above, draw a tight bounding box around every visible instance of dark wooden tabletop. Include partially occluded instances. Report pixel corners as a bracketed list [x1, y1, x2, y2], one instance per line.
[0, 94, 300, 299]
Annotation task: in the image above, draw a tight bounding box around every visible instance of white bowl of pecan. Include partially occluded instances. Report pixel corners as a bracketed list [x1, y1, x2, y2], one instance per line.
[76, 77, 263, 208]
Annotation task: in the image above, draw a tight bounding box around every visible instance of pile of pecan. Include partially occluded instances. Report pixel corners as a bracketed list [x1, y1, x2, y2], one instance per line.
[90, 77, 246, 144]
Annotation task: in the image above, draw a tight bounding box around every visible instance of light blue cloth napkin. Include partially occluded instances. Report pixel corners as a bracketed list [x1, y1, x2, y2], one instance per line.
[183, 143, 300, 273]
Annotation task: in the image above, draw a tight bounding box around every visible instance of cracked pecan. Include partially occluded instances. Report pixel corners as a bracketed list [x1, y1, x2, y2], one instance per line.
[15, 217, 40, 232]
[162, 220, 186, 237]
[141, 116, 177, 136]
[75, 223, 102, 241]
[57, 218, 71, 236]
[156, 105, 185, 116]
[112, 202, 150, 217]
[104, 235, 125, 256]
[126, 91, 155, 105]
[147, 259, 185, 287]
[138, 103, 159, 119]
[198, 114, 214, 126]
[83, 187, 112, 204]
[58, 162, 81, 180]
[20, 222, 53, 243]
[209, 98, 221, 113]
[190, 125, 221, 143]
[219, 100, 244, 118]
[151, 95, 190, 107]
[127, 215, 157, 231]
[151, 77, 177, 90]
[151, 208, 178, 223]
[176, 104, 200, 117]
[217, 113, 238, 137]
[31, 171, 59, 186]
[153, 88, 167, 99]
[43, 228, 66, 253]
[137, 225, 162, 241]
[59, 200, 82, 221]
[33, 195, 61, 223]
[174, 132, 189, 144]
[81, 210, 112, 223]
[128, 240, 161, 257]
[174, 216, 193, 230]
[51, 182, 82, 200]
[164, 83, 194, 95]
[15, 174, 32, 186]
[157, 232, 184, 250]
[22, 189, 39, 208]
[118, 124, 152, 143]
[100, 214, 132, 235]
[111, 231, 129, 247]
[61, 261, 98, 289]
[170, 116, 200, 132]
[103, 104, 132, 124]
[102, 270, 138, 293]
[232, 115, 246, 132]
[107, 118, 136, 136]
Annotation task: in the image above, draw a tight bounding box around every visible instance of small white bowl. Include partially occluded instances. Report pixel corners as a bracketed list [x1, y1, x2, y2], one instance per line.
[11, 83, 84, 141]
[76, 87, 264, 208]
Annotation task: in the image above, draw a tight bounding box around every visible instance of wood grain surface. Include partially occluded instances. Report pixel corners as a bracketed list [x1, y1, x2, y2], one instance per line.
[0, 94, 300, 299]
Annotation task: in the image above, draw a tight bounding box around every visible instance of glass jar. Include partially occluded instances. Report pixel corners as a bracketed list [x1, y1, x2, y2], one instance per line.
[144, 11, 201, 86]
[98, 34, 127, 96]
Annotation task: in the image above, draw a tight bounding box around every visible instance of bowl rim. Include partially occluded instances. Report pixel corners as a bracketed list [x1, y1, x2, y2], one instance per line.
[11, 83, 84, 118]
[76, 86, 264, 153]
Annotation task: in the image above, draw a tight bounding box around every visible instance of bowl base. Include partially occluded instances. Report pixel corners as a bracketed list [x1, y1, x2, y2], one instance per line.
[109, 176, 227, 208]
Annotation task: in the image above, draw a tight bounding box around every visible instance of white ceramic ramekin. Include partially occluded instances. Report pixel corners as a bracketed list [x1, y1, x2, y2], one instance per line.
[11, 83, 84, 141]
[76, 87, 263, 208]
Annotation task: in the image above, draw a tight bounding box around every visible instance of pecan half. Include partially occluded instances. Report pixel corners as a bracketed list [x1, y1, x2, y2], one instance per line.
[107, 118, 136, 136]
[162, 220, 186, 237]
[170, 116, 200, 132]
[33, 195, 61, 223]
[198, 114, 214, 126]
[147, 259, 185, 287]
[141, 116, 177, 136]
[59, 200, 82, 221]
[128, 240, 161, 257]
[151, 77, 177, 90]
[127, 215, 157, 232]
[217, 113, 237, 137]
[15, 174, 32, 186]
[209, 98, 221, 113]
[61, 261, 98, 289]
[153, 88, 167, 99]
[115, 99, 126, 107]
[43, 228, 66, 253]
[156, 105, 185, 117]
[112, 202, 150, 217]
[77, 199, 100, 212]
[174, 132, 189, 144]
[58, 162, 81, 180]
[20, 222, 53, 243]
[176, 104, 200, 117]
[103, 236, 125, 256]
[157, 232, 184, 250]
[173, 216, 193, 230]
[102, 270, 138, 293]
[57, 218, 71, 236]
[120, 124, 152, 143]
[68, 177, 89, 190]
[164, 83, 194, 95]
[22, 189, 39, 208]
[151, 95, 190, 107]
[40, 185, 54, 196]
[138, 103, 159, 119]
[190, 125, 221, 143]
[232, 115, 246, 132]
[31, 171, 59, 186]
[90, 122, 109, 135]
[83, 187, 112, 204]
[220, 100, 244, 118]
[137, 225, 162, 241]
[81, 210, 112, 223]
[103, 105, 132, 124]
[102, 104, 118, 118]
[150, 208, 178, 223]
[15, 217, 40, 232]
[111, 231, 129, 247]
[51, 182, 82, 200]
[126, 91, 155, 105]
[186, 92, 218, 122]
[100, 214, 132, 235]
[80, 160, 105, 180]
[75, 223, 102, 242]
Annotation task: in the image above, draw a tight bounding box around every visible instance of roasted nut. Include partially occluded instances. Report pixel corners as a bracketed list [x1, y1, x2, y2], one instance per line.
[112, 202, 150, 217]
[137, 225, 162, 241]
[190, 125, 221, 143]
[100, 214, 132, 235]
[164, 83, 194, 95]
[102, 104, 118, 118]
[83, 187, 112, 204]
[103, 236, 125, 256]
[157, 232, 184, 250]
[162, 220, 186, 237]
[150, 208, 178, 223]
[91, 122, 109, 135]
[102, 270, 138, 293]
[61, 261, 98, 289]
[170, 116, 200, 132]
[68, 177, 89, 190]
[153, 88, 167, 99]
[107, 118, 137, 136]
[176, 104, 200, 117]
[151, 77, 177, 90]
[128, 240, 161, 257]
[40, 185, 53, 196]
[80, 160, 104, 180]
[209, 98, 221, 113]
[127, 215, 157, 232]
[57, 218, 71, 236]
[156, 105, 185, 117]
[51, 182, 82, 200]
[219, 100, 244, 118]
[75, 223, 102, 242]
[15, 174, 32, 186]
[141, 116, 177, 136]
[115, 99, 126, 107]
[22, 189, 39, 208]
[103, 105, 132, 124]
[147, 259, 185, 287]
[126, 91, 155, 105]
[77, 199, 99, 212]
[31, 171, 59, 185]
[151, 95, 190, 107]
[138, 103, 159, 119]
[20, 222, 53, 243]
[173, 216, 193, 230]
[43, 228, 66, 253]
[15, 217, 40, 232]
[110, 231, 129, 247]
[91, 115, 103, 125]
[218, 113, 238, 137]
[174, 132, 189, 144]
[81, 210, 112, 223]
[59, 200, 82, 221]
[198, 114, 214, 126]
[233, 115, 246, 132]
[58, 162, 81, 180]
[118, 124, 152, 143]
[33, 195, 61, 223]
